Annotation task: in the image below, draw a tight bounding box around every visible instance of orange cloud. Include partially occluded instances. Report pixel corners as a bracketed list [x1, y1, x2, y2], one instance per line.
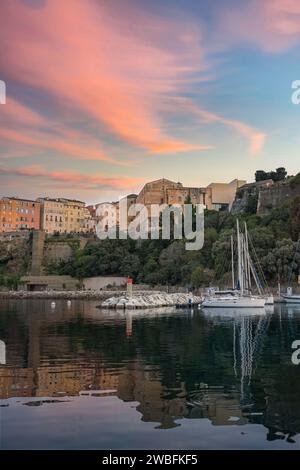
[0, 126, 122, 164]
[0, 165, 144, 191]
[1, 97, 136, 164]
[0, 97, 46, 126]
[0, 0, 208, 154]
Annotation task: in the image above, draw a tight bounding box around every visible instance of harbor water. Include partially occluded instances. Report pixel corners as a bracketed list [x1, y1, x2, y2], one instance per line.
[1, 299, 300, 450]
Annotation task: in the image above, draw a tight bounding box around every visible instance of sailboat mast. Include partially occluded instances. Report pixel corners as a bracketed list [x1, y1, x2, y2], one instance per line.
[241, 233, 245, 293]
[237, 219, 243, 295]
[244, 223, 251, 293]
[231, 235, 235, 289]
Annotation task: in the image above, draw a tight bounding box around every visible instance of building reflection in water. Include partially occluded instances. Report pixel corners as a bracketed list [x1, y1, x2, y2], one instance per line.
[0, 299, 300, 442]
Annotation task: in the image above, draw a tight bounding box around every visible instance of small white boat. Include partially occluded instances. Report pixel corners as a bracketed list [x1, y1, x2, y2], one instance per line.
[282, 287, 300, 304]
[283, 296, 300, 304]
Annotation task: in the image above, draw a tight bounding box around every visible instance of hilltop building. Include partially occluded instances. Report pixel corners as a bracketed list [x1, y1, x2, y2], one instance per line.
[135, 178, 246, 212]
[136, 179, 206, 207]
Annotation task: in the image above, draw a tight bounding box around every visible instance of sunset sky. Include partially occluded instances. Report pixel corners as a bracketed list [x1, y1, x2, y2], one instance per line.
[0, 0, 300, 203]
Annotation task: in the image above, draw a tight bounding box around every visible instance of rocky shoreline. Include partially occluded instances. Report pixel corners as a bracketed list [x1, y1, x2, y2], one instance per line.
[0, 290, 121, 300]
[0, 290, 203, 309]
[0, 289, 168, 301]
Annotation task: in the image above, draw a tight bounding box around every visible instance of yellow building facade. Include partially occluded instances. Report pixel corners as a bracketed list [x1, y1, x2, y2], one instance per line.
[38, 198, 93, 234]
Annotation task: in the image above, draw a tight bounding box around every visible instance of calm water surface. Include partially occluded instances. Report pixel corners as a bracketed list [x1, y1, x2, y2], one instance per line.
[1, 299, 300, 449]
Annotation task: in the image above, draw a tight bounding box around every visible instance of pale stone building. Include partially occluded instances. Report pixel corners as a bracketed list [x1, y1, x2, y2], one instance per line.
[135, 178, 246, 212]
[93, 194, 138, 233]
[38, 197, 92, 234]
[136, 179, 207, 207]
[94, 201, 119, 233]
[81, 207, 95, 233]
[206, 179, 247, 211]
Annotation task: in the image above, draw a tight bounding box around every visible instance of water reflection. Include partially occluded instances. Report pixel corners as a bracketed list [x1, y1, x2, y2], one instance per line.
[0, 340, 5, 365]
[0, 299, 300, 448]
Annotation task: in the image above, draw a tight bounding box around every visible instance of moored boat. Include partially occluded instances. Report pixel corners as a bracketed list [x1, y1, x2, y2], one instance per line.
[202, 293, 266, 308]
[282, 287, 300, 304]
[202, 220, 269, 310]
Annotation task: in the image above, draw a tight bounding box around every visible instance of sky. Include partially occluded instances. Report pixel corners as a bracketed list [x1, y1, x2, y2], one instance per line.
[0, 0, 300, 204]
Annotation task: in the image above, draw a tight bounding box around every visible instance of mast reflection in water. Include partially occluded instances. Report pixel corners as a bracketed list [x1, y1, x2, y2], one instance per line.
[0, 299, 300, 449]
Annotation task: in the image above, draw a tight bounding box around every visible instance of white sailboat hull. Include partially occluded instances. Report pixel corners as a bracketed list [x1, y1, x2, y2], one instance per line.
[265, 295, 274, 305]
[202, 296, 266, 308]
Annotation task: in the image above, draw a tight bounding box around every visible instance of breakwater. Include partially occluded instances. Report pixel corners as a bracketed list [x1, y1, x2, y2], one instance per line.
[101, 292, 202, 309]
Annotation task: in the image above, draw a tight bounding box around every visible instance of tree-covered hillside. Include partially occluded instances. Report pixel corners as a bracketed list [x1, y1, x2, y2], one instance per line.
[48, 196, 300, 288]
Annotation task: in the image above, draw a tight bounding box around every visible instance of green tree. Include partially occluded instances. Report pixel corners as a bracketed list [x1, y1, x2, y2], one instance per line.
[190, 266, 205, 288]
[290, 196, 300, 241]
[255, 167, 287, 182]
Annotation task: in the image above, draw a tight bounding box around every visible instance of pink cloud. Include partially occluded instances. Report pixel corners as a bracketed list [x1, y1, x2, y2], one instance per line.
[218, 0, 300, 53]
[0, 0, 208, 154]
[0, 97, 133, 165]
[0, 0, 270, 176]
[0, 97, 46, 126]
[0, 165, 144, 191]
[0, 126, 122, 164]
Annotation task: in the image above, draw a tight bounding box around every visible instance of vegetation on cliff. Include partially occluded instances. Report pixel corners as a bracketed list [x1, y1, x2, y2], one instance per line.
[0, 235, 31, 289]
[255, 167, 287, 183]
[49, 196, 300, 288]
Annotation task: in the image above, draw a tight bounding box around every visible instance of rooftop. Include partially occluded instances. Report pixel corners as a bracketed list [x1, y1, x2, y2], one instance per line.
[38, 197, 85, 204]
[0, 196, 39, 204]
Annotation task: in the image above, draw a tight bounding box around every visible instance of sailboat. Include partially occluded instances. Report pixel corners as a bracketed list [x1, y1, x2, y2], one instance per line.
[202, 220, 266, 309]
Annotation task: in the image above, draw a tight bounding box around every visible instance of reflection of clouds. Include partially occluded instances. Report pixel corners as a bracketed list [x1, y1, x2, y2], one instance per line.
[0, 340, 6, 365]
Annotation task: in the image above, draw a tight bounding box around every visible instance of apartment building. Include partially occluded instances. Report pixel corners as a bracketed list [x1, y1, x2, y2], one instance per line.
[38, 198, 92, 234]
[0, 197, 41, 233]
